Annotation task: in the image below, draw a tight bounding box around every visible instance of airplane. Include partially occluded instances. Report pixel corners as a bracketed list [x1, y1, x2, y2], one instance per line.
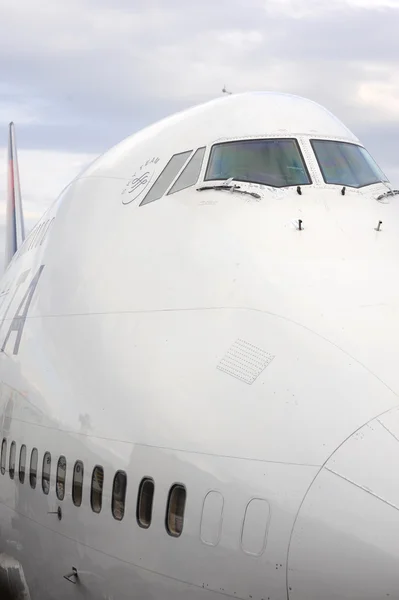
[0, 90, 398, 600]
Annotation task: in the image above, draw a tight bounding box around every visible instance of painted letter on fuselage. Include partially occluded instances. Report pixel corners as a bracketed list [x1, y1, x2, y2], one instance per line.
[1, 265, 45, 355]
[0, 270, 30, 333]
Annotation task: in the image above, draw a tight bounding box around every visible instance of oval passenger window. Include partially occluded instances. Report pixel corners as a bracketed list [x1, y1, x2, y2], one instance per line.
[166, 484, 186, 537]
[91, 466, 104, 513]
[72, 460, 84, 507]
[9, 441, 16, 479]
[112, 471, 127, 521]
[137, 477, 154, 528]
[42, 452, 51, 495]
[1, 438, 7, 475]
[19, 444, 27, 484]
[30, 448, 38, 489]
[56, 455, 67, 501]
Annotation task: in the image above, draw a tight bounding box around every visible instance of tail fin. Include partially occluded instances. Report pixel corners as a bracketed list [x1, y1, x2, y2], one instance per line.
[5, 122, 25, 269]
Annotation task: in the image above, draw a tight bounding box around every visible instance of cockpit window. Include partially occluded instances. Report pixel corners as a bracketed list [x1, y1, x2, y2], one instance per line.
[205, 138, 311, 188]
[168, 147, 206, 195]
[140, 151, 192, 206]
[311, 140, 388, 188]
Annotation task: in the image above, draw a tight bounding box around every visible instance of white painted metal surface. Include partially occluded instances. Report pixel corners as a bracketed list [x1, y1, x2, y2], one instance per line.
[0, 91, 398, 599]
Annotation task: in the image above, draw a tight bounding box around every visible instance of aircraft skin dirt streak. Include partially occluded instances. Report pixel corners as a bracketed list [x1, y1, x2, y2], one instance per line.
[0, 91, 398, 599]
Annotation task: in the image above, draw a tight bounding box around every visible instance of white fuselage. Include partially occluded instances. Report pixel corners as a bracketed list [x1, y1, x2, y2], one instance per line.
[0, 92, 398, 600]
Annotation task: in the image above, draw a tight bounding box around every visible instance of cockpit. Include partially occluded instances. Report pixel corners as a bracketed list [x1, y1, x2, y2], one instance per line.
[137, 135, 389, 207]
[204, 138, 388, 190]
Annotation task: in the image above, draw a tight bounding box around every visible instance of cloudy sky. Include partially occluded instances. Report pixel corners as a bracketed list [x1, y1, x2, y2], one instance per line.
[0, 0, 399, 265]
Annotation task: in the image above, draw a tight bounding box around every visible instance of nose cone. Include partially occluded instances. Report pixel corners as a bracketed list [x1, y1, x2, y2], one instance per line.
[288, 406, 399, 599]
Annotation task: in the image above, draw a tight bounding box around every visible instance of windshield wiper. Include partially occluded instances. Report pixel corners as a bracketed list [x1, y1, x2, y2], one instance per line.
[376, 189, 399, 201]
[197, 182, 261, 199]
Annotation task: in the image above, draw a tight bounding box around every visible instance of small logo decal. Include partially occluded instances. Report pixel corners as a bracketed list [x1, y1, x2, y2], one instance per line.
[121, 156, 160, 204]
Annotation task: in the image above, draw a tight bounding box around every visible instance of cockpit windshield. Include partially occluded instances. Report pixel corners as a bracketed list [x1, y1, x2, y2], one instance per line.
[205, 138, 311, 188]
[311, 140, 388, 188]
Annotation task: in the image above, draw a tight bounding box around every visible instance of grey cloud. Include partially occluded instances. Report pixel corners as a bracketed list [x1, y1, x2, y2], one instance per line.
[8, 121, 128, 155]
[258, 5, 399, 64]
[0, 0, 398, 175]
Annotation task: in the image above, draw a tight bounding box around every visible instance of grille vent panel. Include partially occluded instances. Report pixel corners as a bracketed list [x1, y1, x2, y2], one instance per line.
[217, 339, 275, 384]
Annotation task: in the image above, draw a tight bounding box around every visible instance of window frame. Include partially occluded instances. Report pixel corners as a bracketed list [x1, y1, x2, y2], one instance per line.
[90, 465, 104, 514]
[19, 444, 27, 484]
[56, 455, 67, 501]
[42, 451, 51, 495]
[30, 447, 38, 489]
[9, 441, 16, 480]
[1, 438, 7, 475]
[112, 470, 127, 521]
[165, 483, 187, 538]
[167, 146, 206, 195]
[204, 137, 312, 188]
[136, 477, 155, 529]
[72, 460, 84, 507]
[310, 138, 388, 189]
[139, 150, 193, 206]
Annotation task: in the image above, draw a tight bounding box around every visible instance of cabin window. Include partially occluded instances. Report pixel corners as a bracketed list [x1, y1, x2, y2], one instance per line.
[137, 477, 154, 528]
[56, 455, 67, 501]
[140, 151, 192, 206]
[205, 138, 311, 188]
[72, 461, 84, 507]
[91, 466, 104, 513]
[168, 147, 206, 195]
[42, 452, 51, 495]
[30, 448, 38, 488]
[241, 498, 270, 556]
[112, 471, 127, 521]
[1, 439, 7, 475]
[166, 484, 186, 537]
[9, 441, 16, 479]
[19, 445, 27, 484]
[200, 490, 224, 547]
